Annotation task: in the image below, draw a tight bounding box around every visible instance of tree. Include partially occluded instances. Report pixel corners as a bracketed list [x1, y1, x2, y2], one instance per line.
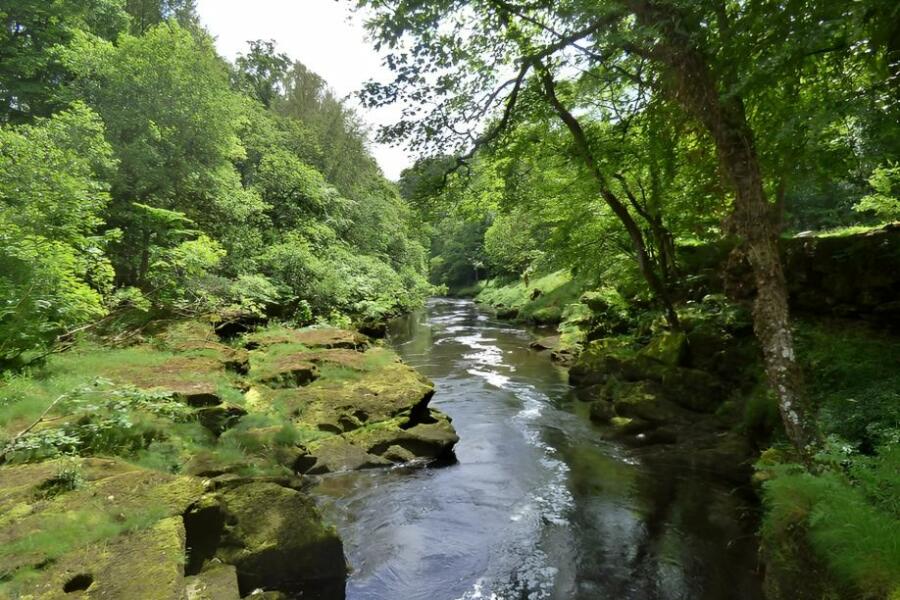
[0, 0, 128, 122]
[234, 40, 291, 109]
[124, 0, 198, 34]
[0, 104, 115, 365]
[66, 23, 252, 286]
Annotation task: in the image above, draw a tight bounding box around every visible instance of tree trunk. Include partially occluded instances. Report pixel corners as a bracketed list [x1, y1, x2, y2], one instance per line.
[628, 0, 819, 453]
[538, 63, 680, 329]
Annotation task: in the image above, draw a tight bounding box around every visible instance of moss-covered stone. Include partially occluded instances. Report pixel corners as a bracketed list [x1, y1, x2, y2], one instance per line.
[639, 330, 688, 366]
[299, 409, 458, 474]
[611, 381, 684, 423]
[0, 458, 205, 590]
[210, 482, 346, 597]
[185, 563, 241, 600]
[245, 326, 369, 351]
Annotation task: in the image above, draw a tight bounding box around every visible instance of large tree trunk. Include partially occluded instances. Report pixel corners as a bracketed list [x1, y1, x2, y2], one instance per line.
[538, 62, 681, 330]
[628, 0, 819, 453]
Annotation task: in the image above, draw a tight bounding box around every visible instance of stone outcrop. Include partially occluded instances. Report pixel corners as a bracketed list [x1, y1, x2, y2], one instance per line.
[679, 223, 900, 325]
[0, 321, 459, 599]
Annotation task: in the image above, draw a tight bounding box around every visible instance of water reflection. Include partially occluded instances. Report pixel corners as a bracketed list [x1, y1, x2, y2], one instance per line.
[313, 298, 763, 600]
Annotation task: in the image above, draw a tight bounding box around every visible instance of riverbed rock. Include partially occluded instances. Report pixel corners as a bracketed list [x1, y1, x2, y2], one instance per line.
[210, 481, 347, 597]
[298, 410, 458, 474]
[639, 330, 688, 367]
[186, 563, 241, 600]
[0, 459, 205, 598]
[530, 335, 560, 351]
[496, 305, 519, 320]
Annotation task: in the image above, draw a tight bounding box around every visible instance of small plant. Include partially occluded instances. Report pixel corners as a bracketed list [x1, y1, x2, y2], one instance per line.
[35, 458, 85, 499]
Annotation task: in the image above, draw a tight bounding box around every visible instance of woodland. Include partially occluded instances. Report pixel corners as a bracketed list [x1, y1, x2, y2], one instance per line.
[0, 1, 899, 599]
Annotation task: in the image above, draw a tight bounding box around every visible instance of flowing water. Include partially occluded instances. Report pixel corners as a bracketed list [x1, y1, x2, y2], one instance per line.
[314, 298, 764, 600]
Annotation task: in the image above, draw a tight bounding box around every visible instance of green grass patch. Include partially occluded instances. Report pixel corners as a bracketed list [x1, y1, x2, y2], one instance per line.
[796, 320, 900, 449]
[762, 465, 900, 598]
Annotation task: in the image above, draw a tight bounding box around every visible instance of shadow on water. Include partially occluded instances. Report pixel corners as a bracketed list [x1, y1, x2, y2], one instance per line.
[312, 298, 764, 600]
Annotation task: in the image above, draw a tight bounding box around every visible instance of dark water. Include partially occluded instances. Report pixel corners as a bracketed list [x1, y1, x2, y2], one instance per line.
[314, 298, 764, 600]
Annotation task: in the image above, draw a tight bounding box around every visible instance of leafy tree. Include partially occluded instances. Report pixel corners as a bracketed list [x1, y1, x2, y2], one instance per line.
[124, 0, 198, 34]
[0, 0, 128, 122]
[66, 23, 251, 285]
[0, 104, 115, 365]
[854, 164, 900, 222]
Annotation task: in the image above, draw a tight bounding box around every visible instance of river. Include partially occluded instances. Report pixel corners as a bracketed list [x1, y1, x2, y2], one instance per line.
[313, 298, 764, 600]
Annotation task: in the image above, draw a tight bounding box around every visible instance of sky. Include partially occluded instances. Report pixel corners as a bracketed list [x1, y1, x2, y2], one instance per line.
[194, 0, 411, 180]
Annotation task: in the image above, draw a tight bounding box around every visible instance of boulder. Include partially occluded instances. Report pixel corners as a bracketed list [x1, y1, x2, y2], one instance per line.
[662, 367, 724, 413]
[299, 410, 459, 474]
[210, 482, 347, 597]
[611, 381, 683, 423]
[530, 335, 560, 351]
[496, 306, 519, 320]
[639, 330, 688, 367]
[588, 400, 615, 424]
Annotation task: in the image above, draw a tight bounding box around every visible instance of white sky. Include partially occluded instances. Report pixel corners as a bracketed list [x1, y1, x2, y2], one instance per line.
[195, 0, 411, 180]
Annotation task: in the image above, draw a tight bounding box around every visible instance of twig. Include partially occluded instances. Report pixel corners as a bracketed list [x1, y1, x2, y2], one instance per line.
[0, 392, 68, 462]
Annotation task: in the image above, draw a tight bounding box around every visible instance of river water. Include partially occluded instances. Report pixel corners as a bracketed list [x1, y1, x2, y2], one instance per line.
[314, 298, 764, 600]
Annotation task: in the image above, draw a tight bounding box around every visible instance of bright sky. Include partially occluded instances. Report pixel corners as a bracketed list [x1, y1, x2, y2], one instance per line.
[195, 0, 411, 180]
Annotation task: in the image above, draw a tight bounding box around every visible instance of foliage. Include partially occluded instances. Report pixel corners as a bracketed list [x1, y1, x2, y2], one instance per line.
[854, 164, 900, 222]
[0, 105, 115, 366]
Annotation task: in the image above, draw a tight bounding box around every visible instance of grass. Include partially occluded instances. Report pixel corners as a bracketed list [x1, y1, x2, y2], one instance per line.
[760, 318, 900, 599]
[762, 466, 900, 598]
[795, 320, 900, 449]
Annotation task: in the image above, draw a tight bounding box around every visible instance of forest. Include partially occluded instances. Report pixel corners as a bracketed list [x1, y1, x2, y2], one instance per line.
[1, 0, 899, 599]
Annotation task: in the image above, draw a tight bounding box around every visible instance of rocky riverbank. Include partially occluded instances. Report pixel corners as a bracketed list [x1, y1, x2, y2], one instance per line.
[0, 321, 458, 599]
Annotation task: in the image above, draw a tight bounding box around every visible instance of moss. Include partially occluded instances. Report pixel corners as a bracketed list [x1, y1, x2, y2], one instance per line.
[0, 458, 203, 591]
[4, 515, 188, 599]
[639, 330, 688, 366]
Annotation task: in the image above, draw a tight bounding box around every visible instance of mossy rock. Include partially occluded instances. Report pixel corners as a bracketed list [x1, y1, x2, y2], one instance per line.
[245, 327, 369, 351]
[639, 330, 688, 367]
[611, 381, 684, 424]
[609, 416, 654, 435]
[529, 335, 560, 352]
[588, 400, 615, 424]
[251, 356, 320, 388]
[267, 359, 435, 432]
[210, 482, 347, 597]
[185, 563, 241, 600]
[100, 353, 230, 406]
[496, 306, 519, 320]
[300, 409, 458, 474]
[5, 516, 188, 599]
[661, 368, 724, 413]
[0, 459, 205, 589]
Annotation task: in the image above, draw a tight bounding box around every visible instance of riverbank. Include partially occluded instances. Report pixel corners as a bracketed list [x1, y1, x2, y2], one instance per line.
[0, 320, 457, 599]
[471, 225, 900, 599]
